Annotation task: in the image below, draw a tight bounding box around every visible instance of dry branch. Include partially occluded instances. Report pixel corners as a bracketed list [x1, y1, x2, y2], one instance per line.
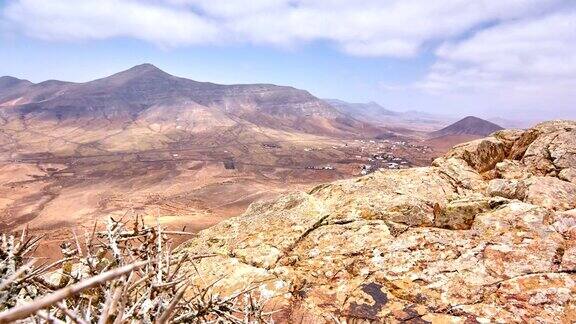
[0, 216, 276, 323]
[0, 261, 148, 323]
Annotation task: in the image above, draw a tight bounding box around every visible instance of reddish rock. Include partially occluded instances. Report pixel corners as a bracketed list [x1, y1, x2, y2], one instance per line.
[177, 121, 576, 322]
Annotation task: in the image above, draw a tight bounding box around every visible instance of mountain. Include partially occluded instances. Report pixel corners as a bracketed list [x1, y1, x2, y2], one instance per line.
[430, 116, 504, 138]
[0, 64, 387, 158]
[0, 76, 32, 90]
[179, 120, 576, 322]
[325, 98, 451, 133]
[0, 76, 33, 104]
[1, 64, 343, 128]
[324, 99, 399, 118]
[0, 64, 430, 243]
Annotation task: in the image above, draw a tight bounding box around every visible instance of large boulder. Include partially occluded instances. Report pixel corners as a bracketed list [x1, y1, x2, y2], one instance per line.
[487, 178, 527, 200]
[495, 159, 531, 179]
[176, 120, 576, 322]
[524, 176, 576, 211]
[522, 121, 576, 175]
[440, 137, 507, 173]
[552, 209, 576, 272]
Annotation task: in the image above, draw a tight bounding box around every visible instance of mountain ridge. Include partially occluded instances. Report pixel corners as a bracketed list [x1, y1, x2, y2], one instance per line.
[324, 98, 453, 133]
[324, 98, 400, 117]
[0, 64, 389, 159]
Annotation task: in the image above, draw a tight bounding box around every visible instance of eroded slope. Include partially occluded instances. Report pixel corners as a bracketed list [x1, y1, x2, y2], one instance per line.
[177, 120, 576, 323]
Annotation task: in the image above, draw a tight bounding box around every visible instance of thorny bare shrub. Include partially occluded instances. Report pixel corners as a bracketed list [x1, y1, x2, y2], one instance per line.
[0, 216, 277, 323]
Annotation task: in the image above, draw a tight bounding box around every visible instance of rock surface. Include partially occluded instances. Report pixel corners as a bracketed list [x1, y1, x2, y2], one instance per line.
[177, 120, 576, 323]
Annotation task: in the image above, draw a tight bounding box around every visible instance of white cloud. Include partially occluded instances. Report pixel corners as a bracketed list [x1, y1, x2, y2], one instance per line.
[418, 9, 576, 118]
[165, 0, 287, 18]
[435, 11, 576, 81]
[2, 0, 219, 47]
[2, 0, 568, 55]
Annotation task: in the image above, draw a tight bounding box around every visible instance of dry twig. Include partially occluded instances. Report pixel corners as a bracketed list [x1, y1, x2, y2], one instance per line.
[0, 216, 277, 323]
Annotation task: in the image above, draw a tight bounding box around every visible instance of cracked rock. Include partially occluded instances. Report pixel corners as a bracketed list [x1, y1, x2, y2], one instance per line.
[487, 178, 527, 200]
[524, 176, 576, 211]
[176, 120, 576, 322]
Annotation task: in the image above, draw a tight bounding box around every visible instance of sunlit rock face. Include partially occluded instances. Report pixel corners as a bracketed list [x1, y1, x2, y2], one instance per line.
[177, 120, 576, 323]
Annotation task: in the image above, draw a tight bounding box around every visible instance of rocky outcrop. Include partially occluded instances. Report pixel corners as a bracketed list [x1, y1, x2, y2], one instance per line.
[487, 178, 527, 200]
[524, 177, 576, 211]
[177, 120, 576, 323]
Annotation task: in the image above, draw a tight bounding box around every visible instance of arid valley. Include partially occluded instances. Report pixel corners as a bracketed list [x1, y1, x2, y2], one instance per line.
[3, 1, 576, 322]
[1, 64, 498, 259]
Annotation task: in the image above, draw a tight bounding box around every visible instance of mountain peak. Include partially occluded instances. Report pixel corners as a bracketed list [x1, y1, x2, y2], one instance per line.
[88, 63, 174, 87]
[0, 76, 32, 89]
[126, 63, 164, 74]
[431, 116, 504, 137]
[460, 116, 485, 122]
[117, 63, 171, 78]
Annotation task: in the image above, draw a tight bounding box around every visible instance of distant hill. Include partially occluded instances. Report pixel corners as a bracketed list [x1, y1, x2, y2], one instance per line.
[0, 64, 396, 157]
[0, 64, 364, 135]
[324, 99, 399, 119]
[0, 76, 30, 88]
[430, 116, 504, 138]
[324, 99, 452, 133]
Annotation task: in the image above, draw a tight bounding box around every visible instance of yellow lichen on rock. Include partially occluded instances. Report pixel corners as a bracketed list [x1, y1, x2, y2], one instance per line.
[177, 120, 576, 323]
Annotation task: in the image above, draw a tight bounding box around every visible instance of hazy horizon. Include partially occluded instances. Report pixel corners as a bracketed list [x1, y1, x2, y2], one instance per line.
[1, 0, 575, 124]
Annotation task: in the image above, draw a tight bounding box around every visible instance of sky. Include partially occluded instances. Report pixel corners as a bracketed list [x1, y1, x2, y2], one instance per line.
[1, 0, 575, 123]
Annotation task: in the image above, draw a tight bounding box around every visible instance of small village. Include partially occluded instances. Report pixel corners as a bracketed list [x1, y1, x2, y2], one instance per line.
[359, 152, 411, 175]
[300, 138, 433, 176]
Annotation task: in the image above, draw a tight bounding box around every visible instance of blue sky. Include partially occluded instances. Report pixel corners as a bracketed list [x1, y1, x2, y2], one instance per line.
[1, 0, 575, 123]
